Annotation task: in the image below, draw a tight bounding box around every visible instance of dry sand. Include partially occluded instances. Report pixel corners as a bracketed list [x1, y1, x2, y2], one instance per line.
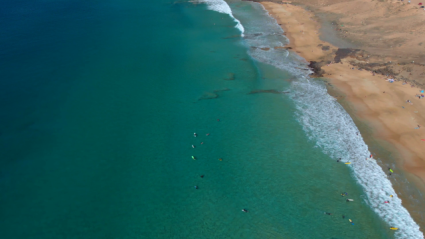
[258, 0, 425, 230]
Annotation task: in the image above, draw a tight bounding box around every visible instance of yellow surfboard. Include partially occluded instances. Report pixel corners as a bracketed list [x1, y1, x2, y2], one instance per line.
[345, 162, 351, 165]
[390, 227, 398, 230]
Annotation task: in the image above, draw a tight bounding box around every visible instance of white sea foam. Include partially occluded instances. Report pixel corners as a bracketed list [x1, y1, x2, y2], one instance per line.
[290, 78, 423, 239]
[197, 0, 245, 36]
[230, 1, 424, 238]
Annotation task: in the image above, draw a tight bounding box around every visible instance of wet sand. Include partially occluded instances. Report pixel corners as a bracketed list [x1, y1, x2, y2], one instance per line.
[259, 0, 425, 231]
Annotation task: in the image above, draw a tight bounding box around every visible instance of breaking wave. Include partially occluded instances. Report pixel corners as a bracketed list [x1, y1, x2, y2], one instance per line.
[231, 1, 424, 238]
[196, 0, 245, 36]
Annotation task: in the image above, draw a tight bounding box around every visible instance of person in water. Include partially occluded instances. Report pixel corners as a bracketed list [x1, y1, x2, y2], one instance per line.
[242, 209, 248, 212]
[194, 133, 197, 137]
[206, 133, 210, 136]
[219, 158, 222, 161]
[325, 212, 332, 215]
[192, 145, 195, 148]
[337, 158, 341, 162]
[342, 215, 345, 219]
[200, 175, 204, 178]
[194, 186, 198, 189]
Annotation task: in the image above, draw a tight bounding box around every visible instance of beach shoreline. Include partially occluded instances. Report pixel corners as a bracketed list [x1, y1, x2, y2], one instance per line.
[256, 0, 425, 233]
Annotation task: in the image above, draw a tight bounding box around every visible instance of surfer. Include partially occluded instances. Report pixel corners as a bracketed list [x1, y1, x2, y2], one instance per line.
[384, 201, 390, 203]
[194, 133, 197, 137]
[242, 209, 248, 212]
[337, 158, 341, 162]
[390, 195, 393, 198]
[192, 156, 196, 160]
[192, 145, 195, 148]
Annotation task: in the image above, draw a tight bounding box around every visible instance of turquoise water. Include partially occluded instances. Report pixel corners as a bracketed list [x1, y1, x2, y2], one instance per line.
[0, 0, 417, 238]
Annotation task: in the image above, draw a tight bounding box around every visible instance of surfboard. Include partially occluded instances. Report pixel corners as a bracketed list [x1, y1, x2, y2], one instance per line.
[390, 227, 398, 230]
[345, 162, 351, 164]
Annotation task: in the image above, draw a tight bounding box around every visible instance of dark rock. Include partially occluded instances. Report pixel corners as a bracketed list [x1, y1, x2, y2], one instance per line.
[308, 61, 325, 77]
[321, 45, 330, 51]
[334, 48, 360, 63]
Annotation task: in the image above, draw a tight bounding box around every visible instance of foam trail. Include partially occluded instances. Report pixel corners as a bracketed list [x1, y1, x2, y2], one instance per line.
[197, 0, 245, 36]
[289, 78, 423, 239]
[231, 2, 424, 238]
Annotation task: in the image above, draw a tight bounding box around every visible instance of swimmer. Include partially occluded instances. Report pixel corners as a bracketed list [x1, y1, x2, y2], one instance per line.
[337, 158, 341, 162]
[217, 119, 220, 122]
[325, 212, 332, 215]
[194, 133, 197, 137]
[192, 145, 195, 148]
[342, 215, 345, 219]
[390, 195, 393, 198]
[200, 175, 204, 178]
[201, 142, 204, 145]
[192, 156, 196, 160]
[384, 201, 389, 203]
[341, 193, 345, 197]
[219, 158, 222, 161]
[242, 209, 248, 212]
[206, 133, 210, 136]
[194, 186, 198, 189]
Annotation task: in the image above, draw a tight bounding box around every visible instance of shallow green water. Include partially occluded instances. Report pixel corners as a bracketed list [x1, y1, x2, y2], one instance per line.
[0, 0, 397, 238]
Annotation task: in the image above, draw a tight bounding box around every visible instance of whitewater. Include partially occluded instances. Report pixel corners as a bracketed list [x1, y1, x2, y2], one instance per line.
[196, 0, 244, 36]
[199, 0, 424, 238]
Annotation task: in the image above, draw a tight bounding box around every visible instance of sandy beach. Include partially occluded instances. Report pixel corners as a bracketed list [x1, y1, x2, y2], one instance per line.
[257, 0, 425, 231]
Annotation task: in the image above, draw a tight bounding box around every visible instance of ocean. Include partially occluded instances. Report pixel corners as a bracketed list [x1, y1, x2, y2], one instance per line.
[0, 0, 422, 238]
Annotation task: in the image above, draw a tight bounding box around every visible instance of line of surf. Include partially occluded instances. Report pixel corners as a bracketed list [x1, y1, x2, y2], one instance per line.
[196, 0, 245, 36]
[229, 1, 424, 238]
